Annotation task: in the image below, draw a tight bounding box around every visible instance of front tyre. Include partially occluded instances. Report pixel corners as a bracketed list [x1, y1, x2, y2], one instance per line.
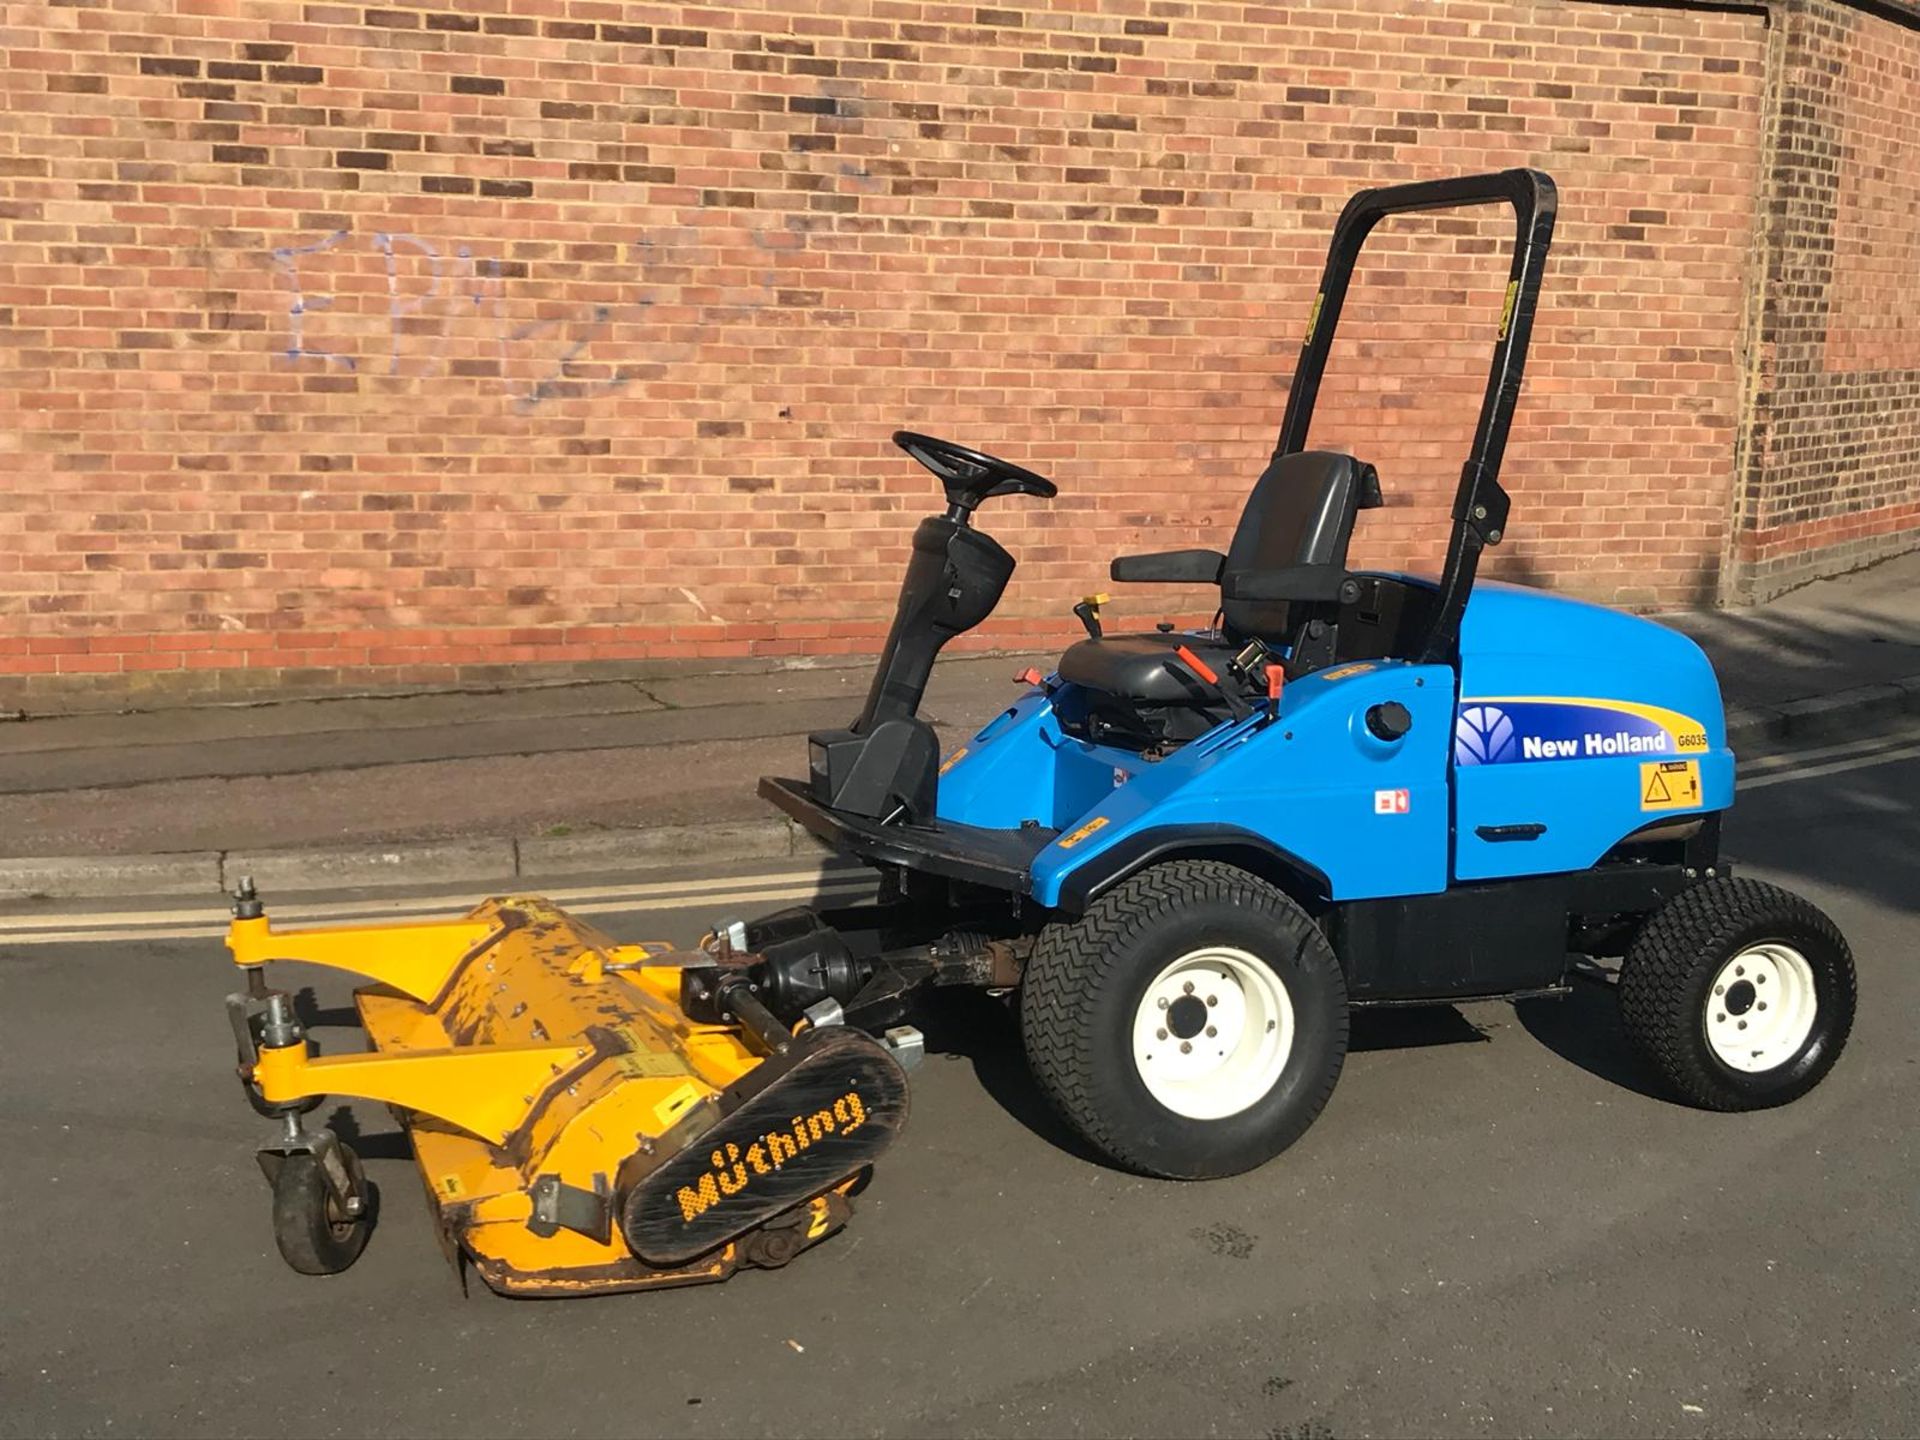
[1618, 877, 1856, 1110]
[1020, 860, 1348, 1178]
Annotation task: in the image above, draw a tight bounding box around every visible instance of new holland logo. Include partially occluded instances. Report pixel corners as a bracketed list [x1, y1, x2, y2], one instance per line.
[674, 1089, 869, 1225]
[1455, 704, 1520, 764]
[1454, 699, 1707, 767]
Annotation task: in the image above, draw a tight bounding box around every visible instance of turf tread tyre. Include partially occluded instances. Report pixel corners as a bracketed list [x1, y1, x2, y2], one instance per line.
[1021, 859, 1347, 1178]
[1617, 876, 1854, 1111]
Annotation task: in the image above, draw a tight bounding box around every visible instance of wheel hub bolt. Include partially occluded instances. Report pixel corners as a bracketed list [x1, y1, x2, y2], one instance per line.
[1157, 997, 1169, 1009]
[1180, 1041, 1192, 1054]
[1182, 982, 1194, 995]
[1156, 1028, 1168, 1041]
[1205, 1025, 1217, 1038]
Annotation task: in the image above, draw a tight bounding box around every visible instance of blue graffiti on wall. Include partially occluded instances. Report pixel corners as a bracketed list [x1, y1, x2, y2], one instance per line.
[270, 225, 805, 411]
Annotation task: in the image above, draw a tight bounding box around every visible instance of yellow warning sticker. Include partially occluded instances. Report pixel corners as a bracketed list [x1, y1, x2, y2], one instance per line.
[938, 746, 968, 776]
[618, 1049, 687, 1080]
[1319, 662, 1377, 683]
[440, 1175, 464, 1197]
[1303, 290, 1325, 347]
[1058, 815, 1109, 850]
[651, 1082, 702, 1129]
[1640, 759, 1702, 811]
[1496, 278, 1521, 340]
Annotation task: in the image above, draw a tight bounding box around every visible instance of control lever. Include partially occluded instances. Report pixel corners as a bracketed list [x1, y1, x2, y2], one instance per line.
[1074, 593, 1107, 641]
[1171, 645, 1252, 722]
[1225, 639, 1282, 715]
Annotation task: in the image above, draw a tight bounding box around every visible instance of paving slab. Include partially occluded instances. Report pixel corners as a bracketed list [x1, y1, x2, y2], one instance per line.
[6, 549, 1920, 893]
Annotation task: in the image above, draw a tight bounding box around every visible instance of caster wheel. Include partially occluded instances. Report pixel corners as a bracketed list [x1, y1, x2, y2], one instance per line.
[1618, 876, 1856, 1110]
[272, 1143, 373, 1276]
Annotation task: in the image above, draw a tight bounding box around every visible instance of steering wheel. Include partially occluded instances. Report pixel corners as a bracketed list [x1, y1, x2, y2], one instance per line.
[893, 431, 1058, 519]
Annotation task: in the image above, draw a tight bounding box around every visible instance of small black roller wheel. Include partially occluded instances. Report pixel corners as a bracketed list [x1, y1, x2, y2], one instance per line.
[1020, 859, 1349, 1179]
[272, 1144, 372, 1276]
[1618, 876, 1856, 1111]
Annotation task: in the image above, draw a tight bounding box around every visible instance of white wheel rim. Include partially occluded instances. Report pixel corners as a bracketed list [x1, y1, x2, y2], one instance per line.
[1703, 943, 1819, 1073]
[1131, 946, 1294, 1121]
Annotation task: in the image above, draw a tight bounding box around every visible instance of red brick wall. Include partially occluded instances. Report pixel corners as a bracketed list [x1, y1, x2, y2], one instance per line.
[1728, 0, 1920, 599]
[0, 0, 1892, 708]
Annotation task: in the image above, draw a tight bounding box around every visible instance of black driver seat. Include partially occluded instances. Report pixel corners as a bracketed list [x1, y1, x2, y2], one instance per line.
[1057, 450, 1382, 710]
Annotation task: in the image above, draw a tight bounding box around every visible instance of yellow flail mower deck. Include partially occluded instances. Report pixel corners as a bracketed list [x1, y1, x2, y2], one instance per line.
[223, 884, 912, 1297]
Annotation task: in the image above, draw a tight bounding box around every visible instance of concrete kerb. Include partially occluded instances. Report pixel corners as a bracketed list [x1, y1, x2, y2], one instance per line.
[0, 818, 807, 904]
[0, 851, 224, 902]
[6, 674, 1920, 904]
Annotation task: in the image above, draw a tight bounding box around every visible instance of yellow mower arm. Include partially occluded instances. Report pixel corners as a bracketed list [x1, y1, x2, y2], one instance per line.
[252, 1035, 591, 1146]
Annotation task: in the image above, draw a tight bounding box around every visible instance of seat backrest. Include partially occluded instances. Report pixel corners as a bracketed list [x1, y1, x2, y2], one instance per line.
[1220, 450, 1379, 642]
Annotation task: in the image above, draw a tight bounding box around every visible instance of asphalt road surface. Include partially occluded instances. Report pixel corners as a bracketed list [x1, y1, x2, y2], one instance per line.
[4, 727, 1919, 1439]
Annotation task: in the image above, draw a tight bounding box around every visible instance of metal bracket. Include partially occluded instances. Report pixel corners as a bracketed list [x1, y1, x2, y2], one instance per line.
[256, 1126, 364, 1217]
[526, 1173, 611, 1244]
[801, 997, 845, 1030]
[882, 1025, 926, 1072]
[225, 991, 261, 1071]
[228, 989, 322, 1119]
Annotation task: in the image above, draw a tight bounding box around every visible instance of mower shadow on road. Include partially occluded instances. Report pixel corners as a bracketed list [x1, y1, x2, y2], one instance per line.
[1512, 984, 1670, 1103]
[324, 1104, 414, 1162]
[915, 989, 1508, 1167]
[913, 987, 1113, 1167]
[1347, 1005, 1491, 1053]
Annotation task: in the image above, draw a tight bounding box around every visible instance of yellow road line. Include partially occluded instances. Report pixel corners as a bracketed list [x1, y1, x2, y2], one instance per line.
[0, 875, 878, 947]
[0, 864, 867, 933]
[8, 728, 1919, 947]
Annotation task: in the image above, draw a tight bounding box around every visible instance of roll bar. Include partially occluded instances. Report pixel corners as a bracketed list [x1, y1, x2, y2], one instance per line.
[1271, 168, 1558, 665]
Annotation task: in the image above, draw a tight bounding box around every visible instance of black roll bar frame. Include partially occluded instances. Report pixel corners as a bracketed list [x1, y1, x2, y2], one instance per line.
[1271, 168, 1559, 665]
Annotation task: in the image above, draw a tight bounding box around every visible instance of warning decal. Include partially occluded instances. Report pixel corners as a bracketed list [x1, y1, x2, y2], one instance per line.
[1058, 815, 1109, 850]
[1640, 759, 1702, 812]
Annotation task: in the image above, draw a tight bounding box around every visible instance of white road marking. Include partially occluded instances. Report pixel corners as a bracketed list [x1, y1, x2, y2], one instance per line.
[1739, 728, 1920, 773]
[1738, 735, 1920, 790]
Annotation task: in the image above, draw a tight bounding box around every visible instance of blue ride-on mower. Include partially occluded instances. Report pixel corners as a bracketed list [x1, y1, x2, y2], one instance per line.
[752, 166, 1857, 1177]
[222, 170, 1856, 1295]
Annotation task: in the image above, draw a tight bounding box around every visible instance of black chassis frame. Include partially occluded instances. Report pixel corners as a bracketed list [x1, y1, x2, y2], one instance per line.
[747, 170, 1721, 1020]
[762, 775, 1726, 1012]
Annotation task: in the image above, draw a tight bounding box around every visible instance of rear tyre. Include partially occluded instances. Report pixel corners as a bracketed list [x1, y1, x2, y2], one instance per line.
[272, 1144, 372, 1276]
[1020, 859, 1348, 1179]
[1618, 877, 1855, 1111]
